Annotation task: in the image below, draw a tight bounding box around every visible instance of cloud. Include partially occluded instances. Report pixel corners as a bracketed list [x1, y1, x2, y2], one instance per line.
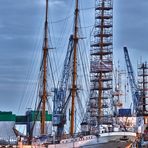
[114, 0, 148, 63]
[49, 0, 65, 6]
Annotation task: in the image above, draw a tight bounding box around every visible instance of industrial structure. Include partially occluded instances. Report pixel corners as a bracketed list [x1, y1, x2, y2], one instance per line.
[53, 35, 74, 137]
[89, 0, 113, 131]
[0, 111, 52, 142]
[123, 47, 139, 114]
[124, 47, 148, 143]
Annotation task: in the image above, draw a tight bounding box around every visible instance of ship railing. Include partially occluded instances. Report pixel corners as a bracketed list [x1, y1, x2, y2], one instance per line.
[56, 131, 94, 141]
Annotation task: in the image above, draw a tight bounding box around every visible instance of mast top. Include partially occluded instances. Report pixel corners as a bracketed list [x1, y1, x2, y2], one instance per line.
[45, 0, 48, 23]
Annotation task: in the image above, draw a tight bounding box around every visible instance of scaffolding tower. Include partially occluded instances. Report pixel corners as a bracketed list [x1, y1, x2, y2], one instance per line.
[138, 62, 148, 116]
[89, 0, 113, 132]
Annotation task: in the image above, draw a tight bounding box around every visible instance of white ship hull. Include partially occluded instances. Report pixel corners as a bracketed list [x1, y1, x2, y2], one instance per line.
[49, 132, 136, 148]
[20, 132, 137, 148]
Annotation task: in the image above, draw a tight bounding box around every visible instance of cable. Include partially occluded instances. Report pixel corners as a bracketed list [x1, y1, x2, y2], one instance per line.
[49, 14, 73, 24]
[17, 24, 44, 114]
[47, 52, 56, 88]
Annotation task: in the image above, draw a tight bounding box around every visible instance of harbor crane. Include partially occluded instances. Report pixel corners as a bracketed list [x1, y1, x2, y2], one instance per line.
[123, 47, 140, 115]
[53, 35, 74, 137]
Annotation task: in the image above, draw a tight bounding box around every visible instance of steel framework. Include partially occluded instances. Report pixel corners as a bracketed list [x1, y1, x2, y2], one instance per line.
[124, 47, 139, 114]
[53, 35, 74, 136]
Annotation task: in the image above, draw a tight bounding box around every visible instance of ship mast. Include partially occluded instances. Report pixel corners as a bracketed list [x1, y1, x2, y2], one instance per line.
[41, 0, 49, 135]
[98, 0, 104, 127]
[89, 0, 113, 133]
[70, 0, 79, 136]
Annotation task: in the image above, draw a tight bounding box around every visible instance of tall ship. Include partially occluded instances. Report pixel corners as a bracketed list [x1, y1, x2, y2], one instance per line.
[17, 0, 138, 147]
[0, 0, 148, 147]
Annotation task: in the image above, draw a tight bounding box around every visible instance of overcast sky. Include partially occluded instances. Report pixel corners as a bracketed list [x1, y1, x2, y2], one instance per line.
[0, 0, 148, 114]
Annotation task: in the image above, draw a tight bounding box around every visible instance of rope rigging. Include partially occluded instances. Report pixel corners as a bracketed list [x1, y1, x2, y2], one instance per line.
[52, 0, 91, 135]
[16, 0, 92, 139]
[49, 14, 73, 24]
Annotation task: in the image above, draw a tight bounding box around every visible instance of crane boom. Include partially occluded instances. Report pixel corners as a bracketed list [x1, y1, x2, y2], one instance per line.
[123, 47, 139, 114]
[53, 35, 74, 136]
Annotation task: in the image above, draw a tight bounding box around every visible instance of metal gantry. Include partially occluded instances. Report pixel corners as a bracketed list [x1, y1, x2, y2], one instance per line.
[89, 0, 113, 132]
[53, 36, 74, 136]
[123, 47, 139, 114]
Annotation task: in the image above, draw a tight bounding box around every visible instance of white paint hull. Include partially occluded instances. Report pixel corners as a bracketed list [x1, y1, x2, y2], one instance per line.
[48, 132, 136, 148]
[20, 132, 137, 148]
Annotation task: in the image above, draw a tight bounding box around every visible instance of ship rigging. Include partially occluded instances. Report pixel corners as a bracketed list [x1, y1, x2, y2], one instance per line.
[0, 0, 145, 147]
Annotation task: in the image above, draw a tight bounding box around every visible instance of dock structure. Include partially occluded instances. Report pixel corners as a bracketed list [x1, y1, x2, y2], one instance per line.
[0, 111, 52, 143]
